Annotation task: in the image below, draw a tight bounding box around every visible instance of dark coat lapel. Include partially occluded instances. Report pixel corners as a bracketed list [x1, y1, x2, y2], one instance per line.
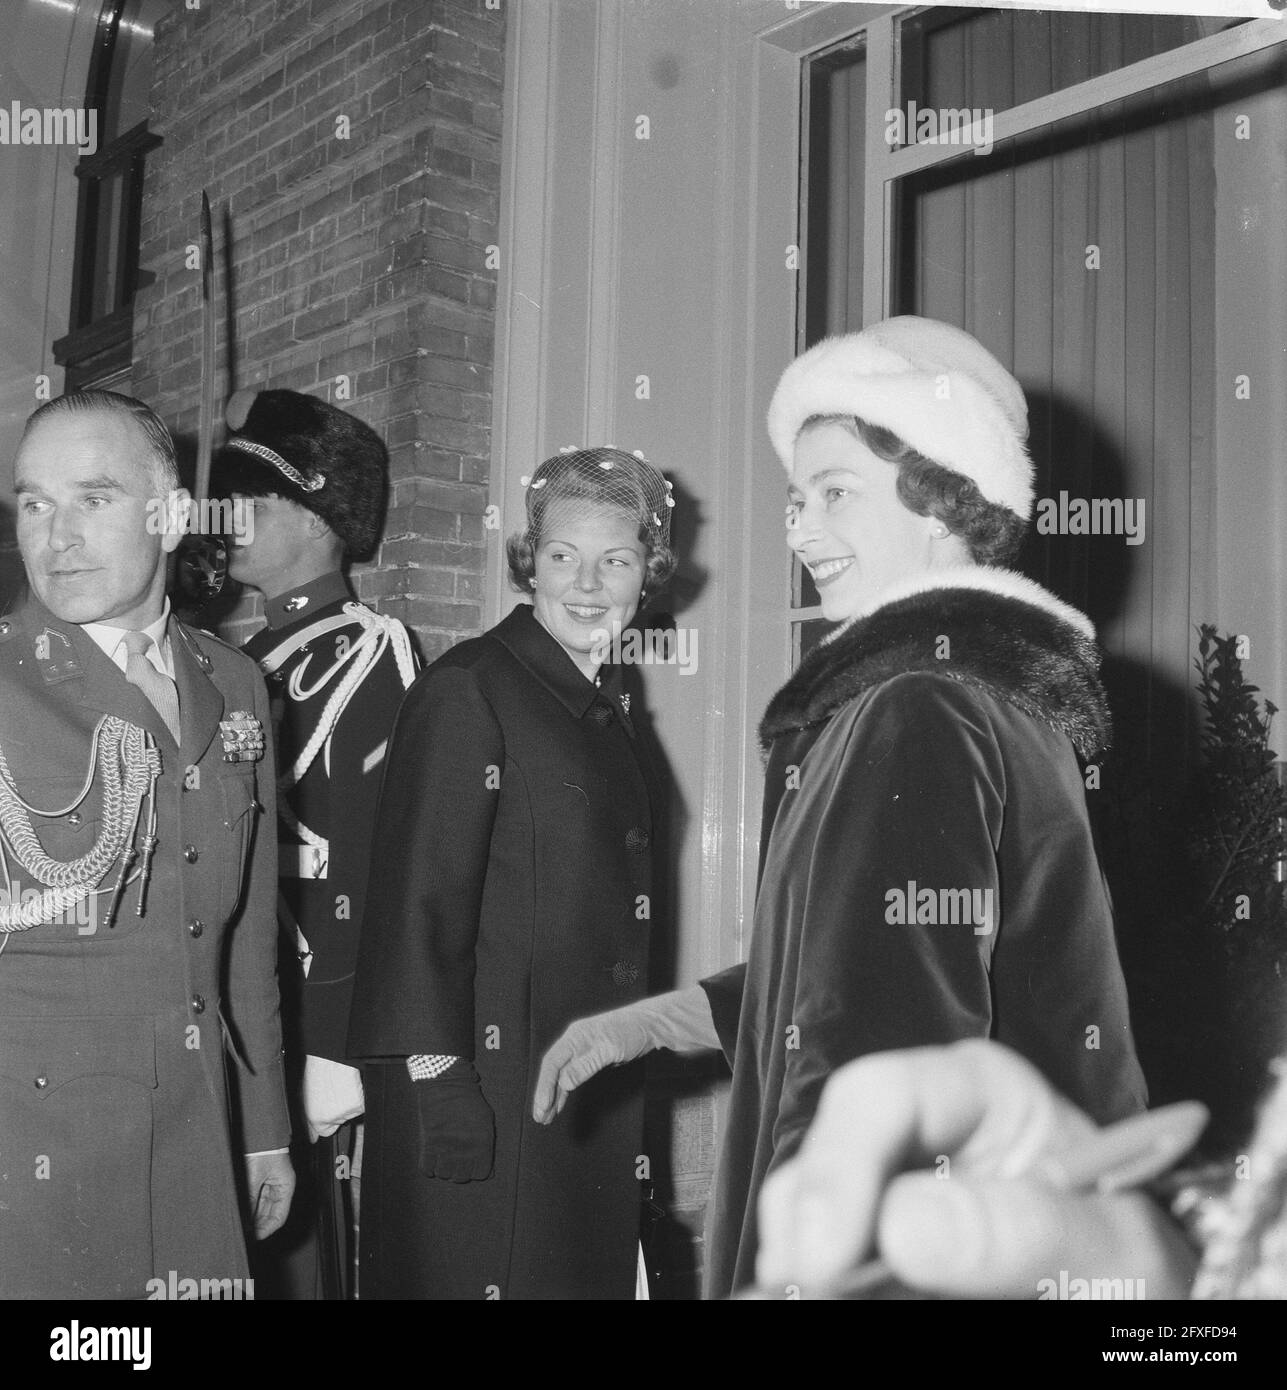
[172, 624, 224, 766]
[22, 604, 174, 752]
[77, 636, 176, 750]
[13, 594, 223, 761]
[761, 572, 1111, 760]
[491, 604, 602, 719]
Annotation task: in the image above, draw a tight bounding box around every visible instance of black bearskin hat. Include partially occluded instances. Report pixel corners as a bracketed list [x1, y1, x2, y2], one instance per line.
[212, 389, 388, 560]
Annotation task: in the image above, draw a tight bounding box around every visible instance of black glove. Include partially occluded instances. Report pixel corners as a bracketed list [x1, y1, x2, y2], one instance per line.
[415, 1066, 495, 1182]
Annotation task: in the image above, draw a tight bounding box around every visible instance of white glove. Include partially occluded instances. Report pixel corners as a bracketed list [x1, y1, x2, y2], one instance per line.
[303, 1054, 365, 1142]
[533, 986, 719, 1124]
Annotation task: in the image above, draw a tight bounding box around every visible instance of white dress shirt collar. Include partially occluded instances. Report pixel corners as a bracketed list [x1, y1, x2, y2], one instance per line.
[82, 600, 175, 680]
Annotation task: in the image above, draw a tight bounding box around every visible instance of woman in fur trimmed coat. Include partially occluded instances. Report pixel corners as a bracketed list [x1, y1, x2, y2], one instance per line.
[534, 316, 1149, 1299]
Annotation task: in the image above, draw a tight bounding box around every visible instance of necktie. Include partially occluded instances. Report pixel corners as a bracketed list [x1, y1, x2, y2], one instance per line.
[120, 631, 182, 744]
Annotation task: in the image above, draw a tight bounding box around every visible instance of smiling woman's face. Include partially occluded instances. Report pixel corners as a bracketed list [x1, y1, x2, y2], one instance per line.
[531, 501, 647, 675]
[787, 421, 944, 623]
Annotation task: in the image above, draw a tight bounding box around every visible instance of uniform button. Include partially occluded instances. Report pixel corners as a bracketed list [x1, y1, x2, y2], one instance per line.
[67, 812, 82, 827]
[611, 961, 639, 987]
[183, 844, 199, 863]
[625, 827, 650, 851]
[191, 993, 206, 1014]
[33, 1074, 49, 1089]
[188, 918, 204, 938]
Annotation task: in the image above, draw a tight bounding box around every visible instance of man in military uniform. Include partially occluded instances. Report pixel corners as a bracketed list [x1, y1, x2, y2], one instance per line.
[0, 390, 293, 1299]
[214, 389, 417, 1299]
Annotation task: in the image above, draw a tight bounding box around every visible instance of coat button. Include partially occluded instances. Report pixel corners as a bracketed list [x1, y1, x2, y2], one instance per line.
[67, 812, 82, 827]
[589, 704, 613, 728]
[33, 1074, 49, 1089]
[191, 993, 206, 1014]
[625, 827, 650, 851]
[611, 961, 639, 987]
[188, 918, 204, 938]
[183, 844, 199, 863]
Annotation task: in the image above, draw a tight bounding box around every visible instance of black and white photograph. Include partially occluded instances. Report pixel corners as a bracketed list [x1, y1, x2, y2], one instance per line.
[0, 0, 1284, 1360]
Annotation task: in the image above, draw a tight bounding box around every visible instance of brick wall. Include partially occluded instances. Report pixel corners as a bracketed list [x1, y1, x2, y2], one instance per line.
[135, 0, 505, 658]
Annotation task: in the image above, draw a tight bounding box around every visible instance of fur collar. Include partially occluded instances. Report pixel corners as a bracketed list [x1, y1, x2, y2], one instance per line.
[762, 567, 1109, 758]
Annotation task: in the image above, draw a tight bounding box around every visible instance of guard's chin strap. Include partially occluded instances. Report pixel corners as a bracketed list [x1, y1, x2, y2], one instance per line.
[224, 435, 326, 494]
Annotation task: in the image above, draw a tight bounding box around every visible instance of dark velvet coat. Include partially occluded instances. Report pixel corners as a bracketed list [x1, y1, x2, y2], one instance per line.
[698, 569, 1149, 1299]
[348, 604, 657, 1299]
[0, 592, 287, 1299]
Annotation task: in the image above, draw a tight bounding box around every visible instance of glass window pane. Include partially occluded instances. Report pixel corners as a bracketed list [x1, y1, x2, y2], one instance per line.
[803, 47, 865, 346]
[792, 553, 819, 610]
[104, 0, 165, 139]
[91, 170, 126, 319]
[796, 44, 863, 638]
[793, 617, 836, 667]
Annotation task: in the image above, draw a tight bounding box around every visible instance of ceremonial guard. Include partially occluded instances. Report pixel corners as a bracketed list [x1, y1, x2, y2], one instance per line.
[0, 391, 293, 1300]
[214, 389, 417, 1298]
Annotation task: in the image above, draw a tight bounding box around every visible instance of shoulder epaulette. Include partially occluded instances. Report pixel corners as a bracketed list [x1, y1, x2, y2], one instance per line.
[181, 621, 240, 654]
[173, 620, 223, 673]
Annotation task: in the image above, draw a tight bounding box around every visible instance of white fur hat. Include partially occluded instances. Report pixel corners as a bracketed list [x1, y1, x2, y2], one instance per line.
[767, 316, 1034, 520]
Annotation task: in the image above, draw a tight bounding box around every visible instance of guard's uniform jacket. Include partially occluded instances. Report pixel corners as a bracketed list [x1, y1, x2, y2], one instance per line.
[0, 592, 288, 1300]
[242, 572, 417, 1066]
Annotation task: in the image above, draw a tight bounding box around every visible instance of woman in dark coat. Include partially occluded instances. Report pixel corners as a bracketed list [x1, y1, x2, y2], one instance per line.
[535, 317, 1149, 1298]
[348, 447, 675, 1299]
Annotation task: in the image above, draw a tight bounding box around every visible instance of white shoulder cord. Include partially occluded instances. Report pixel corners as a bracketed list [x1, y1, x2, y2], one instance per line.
[278, 603, 417, 850]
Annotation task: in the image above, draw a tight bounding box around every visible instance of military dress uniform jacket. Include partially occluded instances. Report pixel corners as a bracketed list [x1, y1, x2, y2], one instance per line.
[349, 603, 659, 1299]
[0, 592, 288, 1300]
[243, 573, 416, 1064]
